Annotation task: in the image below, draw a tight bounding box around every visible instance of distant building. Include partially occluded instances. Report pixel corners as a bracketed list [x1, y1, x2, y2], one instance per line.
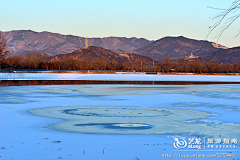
[185, 53, 199, 59]
[84, 37, 88, 48]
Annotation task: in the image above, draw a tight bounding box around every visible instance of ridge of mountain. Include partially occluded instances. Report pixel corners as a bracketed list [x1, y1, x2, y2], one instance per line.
[2, 30, 150, 55]
[206, 46, 240, 64]
[133, 36, 228, 61]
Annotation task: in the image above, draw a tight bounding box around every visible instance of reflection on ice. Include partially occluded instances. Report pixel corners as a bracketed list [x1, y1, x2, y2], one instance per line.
[30, 106, 211, 134]
[166, 103, 240, 112]
[30, 105, 240, 141]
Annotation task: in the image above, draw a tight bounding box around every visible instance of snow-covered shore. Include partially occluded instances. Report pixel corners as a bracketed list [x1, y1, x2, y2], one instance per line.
[1, 73, 240, 82]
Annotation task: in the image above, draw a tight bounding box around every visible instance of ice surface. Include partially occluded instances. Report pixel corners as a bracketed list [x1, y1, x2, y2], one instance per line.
[1, 72, 240, 81]
[0, 76, 239, 159]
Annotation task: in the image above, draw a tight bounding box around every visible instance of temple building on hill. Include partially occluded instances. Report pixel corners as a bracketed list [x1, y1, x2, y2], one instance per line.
[185, 53, 199, 59]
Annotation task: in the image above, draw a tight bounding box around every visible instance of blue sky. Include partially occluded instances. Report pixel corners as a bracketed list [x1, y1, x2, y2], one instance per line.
[1, 0, 239, 47]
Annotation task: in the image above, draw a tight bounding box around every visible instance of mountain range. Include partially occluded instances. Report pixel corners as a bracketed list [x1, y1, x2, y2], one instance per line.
[2, 30, 240, 63]
[132, 36, 228, 61]
[3, 30, 150, 56]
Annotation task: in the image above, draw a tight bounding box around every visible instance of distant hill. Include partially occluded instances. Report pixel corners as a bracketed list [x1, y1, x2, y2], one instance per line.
[49, 46, 156, 65]
[206, 47, 240, 64]
[111, 49, 128, 54]
[3, 30, 150, 56]
[133, 36, 228, 61]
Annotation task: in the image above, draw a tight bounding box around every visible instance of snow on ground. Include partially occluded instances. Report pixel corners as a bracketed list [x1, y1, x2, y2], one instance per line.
[0, 72, 240, 81]
[0, 74, 239, 160]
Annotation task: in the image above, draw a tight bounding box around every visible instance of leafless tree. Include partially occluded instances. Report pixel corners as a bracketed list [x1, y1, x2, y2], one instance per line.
[207, 0, 240, 40]
[6, 55, 24, 69]
[107, 60, 119, 71]
[222, 63, 234, 73]
[22, 51, 49, 69]
[233, 62, 240, 72]
[121, 61, 133, 71]
[158, 57, 174, 73]
[0, 31, 9, 58]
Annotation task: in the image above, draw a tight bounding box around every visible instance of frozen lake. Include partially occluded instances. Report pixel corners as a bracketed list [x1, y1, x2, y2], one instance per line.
[1, 72, 240, 81]
[0, 73, 239, 160]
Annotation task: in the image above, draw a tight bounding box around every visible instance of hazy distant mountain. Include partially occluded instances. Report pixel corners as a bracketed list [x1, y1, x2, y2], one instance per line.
[2, 30, 150, 56]
[133, 36, 228, 61]
[50, 46, 156, 65]
[206, 47, 240, 64]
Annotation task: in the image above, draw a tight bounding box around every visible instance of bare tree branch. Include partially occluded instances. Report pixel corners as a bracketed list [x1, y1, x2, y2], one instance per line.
[206, 0, 240, 41]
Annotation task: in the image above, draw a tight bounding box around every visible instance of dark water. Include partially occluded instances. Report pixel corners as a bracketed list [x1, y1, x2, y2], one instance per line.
[1, 80, 240, 86]
[74, 123, 153, 130]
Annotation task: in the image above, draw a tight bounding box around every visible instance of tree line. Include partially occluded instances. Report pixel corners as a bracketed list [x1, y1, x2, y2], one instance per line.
[1, 51, 240, 74]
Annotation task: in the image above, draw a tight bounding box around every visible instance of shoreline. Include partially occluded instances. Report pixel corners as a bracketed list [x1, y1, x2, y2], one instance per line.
[1, 80, 240, 86]
[1, 70, 239, 75]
